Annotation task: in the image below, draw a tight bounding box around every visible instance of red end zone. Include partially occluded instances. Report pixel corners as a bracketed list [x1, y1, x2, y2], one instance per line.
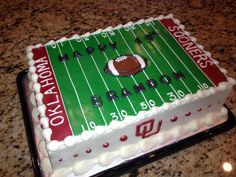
[160, 18, 227, 86]
[32, 46, 72, 141]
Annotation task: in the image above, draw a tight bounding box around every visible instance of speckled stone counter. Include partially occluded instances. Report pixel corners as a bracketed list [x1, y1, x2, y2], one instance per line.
[0, 0, 235, 177]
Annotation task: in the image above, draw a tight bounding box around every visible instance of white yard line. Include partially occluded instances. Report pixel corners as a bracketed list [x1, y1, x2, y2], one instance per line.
[139, 24, 193, 94]
[68, 40, 107, 125]
[93, 35, 137, 114]
[56, 43, 90, 130]
[81, 39, 123, 120]
[153, 22, 214, 89]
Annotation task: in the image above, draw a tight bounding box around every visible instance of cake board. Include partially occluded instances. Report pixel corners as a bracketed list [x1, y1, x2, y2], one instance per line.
[17, 69, 236, 177]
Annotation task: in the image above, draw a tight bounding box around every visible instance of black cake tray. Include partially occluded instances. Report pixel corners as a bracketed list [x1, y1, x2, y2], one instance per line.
[17, 69, 236, 177]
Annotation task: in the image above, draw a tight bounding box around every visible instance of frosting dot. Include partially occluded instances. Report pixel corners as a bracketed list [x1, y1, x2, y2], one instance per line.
[59, 158, 63, 162]
[103, 143, 109, 148]
[197, 108, 202, 112]
[73, 154, 78, 157]
[171, 116, 178, 122]
[86, 148, 92, 153]
[185, 112, 191, 116]
[120, 135, 128, 142]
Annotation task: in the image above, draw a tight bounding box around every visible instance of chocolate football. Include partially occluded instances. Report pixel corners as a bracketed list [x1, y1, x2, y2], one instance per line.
[105, 55, 147, 76]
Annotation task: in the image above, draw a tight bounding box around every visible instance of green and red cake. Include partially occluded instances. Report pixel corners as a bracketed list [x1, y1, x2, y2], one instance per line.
[25, 14, 235, 177]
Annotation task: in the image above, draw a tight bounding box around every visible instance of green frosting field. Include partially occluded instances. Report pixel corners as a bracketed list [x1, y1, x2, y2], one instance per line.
[45, 19, 212, 135]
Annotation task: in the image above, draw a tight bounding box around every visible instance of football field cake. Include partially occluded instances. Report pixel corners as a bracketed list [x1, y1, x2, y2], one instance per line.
[25, 14, 235, 177]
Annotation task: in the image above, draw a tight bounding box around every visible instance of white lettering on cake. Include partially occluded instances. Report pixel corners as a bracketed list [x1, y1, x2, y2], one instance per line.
[173, 31, 184, 38]
[35, 55, 65, 128]
[178, 36, 189, 43]
[50, 116, 64, 126]
[51, 43, 57, 48]
[48, 105, 62, 116]
[47, 95, 60, 106]
[194, 54, 213, 68]
[41, 78, 54, 88]
[44, 86, 57, 95]
[101, 32, 107, 38]
[36, 57, 50, 72]
[188, 48, 202, 56]
[109, 31, 115, 36]
[39, 70, 52, 79]
[83, 36, 89, 41]
[76, 37, 82, 43]
[168, 25, 179, 32]
[200, 60, 213, 68]
[35, 56, 47, 63]
[182, 41, 196, 50]
[168, 25, 213, 68]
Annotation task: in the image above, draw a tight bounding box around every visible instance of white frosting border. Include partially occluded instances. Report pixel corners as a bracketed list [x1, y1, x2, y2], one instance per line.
[26, 13, 236, 153]
[37, 107, 229, 177]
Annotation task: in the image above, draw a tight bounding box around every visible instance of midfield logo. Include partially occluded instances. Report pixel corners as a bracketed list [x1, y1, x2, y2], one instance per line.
[136, 118, 162, 139]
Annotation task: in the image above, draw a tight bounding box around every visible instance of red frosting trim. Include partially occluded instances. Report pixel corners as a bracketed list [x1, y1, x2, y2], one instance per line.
[197, 108, 202, 112]
[120, 135, 128, 142]
[185, 112, 191, 116]
[86, 148, 92, 153]
[32, 46, 73, 141]
[171, 116, 178, 122]
[103, 143, 109, 148]
[160, 18, 227, 86]
[73, 154, 79, 157]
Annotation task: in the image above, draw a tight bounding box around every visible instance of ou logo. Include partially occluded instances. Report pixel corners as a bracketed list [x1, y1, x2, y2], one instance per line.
[135, 118, 162, 139]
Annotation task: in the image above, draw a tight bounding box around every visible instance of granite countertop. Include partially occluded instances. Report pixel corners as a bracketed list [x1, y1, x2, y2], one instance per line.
[0, 0, 236, 177]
